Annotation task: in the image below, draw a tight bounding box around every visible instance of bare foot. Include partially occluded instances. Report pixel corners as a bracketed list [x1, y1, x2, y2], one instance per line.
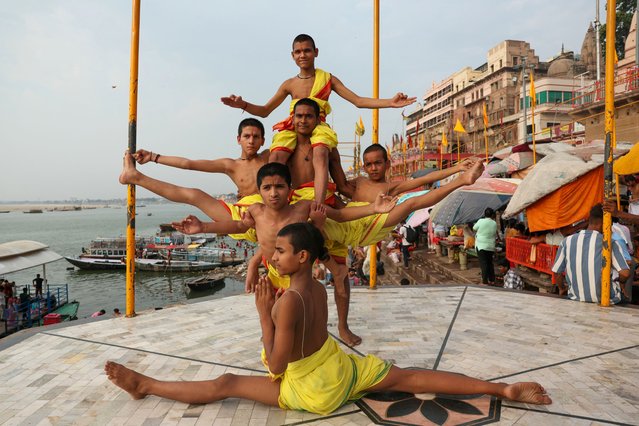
[339, 326, 362, 347]
[503, 382, 552, 405]
[459, 160, 484, 186]
[104, 361, 148, 400]
[118, 151, 139, 185]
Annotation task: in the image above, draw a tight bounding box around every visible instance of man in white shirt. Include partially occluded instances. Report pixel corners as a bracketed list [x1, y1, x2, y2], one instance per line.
[398, 220, 412, 268]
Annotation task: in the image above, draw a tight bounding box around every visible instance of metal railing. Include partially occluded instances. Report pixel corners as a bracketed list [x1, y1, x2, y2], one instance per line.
[1, 284, 70, 337]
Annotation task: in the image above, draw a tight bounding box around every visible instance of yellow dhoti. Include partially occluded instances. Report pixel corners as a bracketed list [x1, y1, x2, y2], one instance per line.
[288, 184, 347, 262]
[262, 336, 392, 415]
[323, 202, 393, 248]
[220, 194, 263, 240]
[271, 69, 338, 153]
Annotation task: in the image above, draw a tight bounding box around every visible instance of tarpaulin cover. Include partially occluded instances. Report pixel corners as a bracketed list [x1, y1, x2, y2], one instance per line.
[526, 166, 603, 232]
[430, 190, 512, 227]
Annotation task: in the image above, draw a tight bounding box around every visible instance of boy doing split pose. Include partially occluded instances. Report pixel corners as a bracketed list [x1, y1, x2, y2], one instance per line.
[106, 223, 552, 415]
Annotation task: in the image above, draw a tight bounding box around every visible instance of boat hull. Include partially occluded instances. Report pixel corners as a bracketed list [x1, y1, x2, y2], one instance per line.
[135, 259, 221, 272]
[64, 256, 125, 270]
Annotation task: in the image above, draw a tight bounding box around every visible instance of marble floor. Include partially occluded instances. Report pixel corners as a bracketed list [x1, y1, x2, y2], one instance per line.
[0, 285, 637, 425]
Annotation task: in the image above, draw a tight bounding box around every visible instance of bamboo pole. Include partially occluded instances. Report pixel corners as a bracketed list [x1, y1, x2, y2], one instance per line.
[125, 0, 141, 318]
[601, 0, 616, 307]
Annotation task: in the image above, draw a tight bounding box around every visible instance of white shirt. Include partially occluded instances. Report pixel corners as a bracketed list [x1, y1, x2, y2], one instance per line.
[399, 226, 412, 246]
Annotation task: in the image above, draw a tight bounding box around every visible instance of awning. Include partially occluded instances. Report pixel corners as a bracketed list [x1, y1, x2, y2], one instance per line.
[0, 240, 63, 275]
[526, 166, 603, 232]
[614, 142, 639, 175]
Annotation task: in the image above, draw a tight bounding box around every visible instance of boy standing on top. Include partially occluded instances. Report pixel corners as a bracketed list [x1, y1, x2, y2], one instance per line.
[221, 34, 416, 204]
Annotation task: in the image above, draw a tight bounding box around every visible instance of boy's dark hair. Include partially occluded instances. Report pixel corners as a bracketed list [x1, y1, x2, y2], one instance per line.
[589, 203, 603, 223]
[277, 222, 327, 263]
[292, 34, 316, 50]
[484, 208, 495, 218]
[238, 118, 265, 138]
[498, 258, 510, 269]
[256, 163, 292, 188]
[294, 98, 320, 117]
[363, 144, 388, 161]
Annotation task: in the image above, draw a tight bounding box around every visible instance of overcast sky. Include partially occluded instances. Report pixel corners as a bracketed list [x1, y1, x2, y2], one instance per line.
[0, 0, 598, 201]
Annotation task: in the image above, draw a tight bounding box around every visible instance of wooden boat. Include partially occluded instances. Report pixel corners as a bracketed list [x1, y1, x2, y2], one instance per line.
[135, 258, 221, 272]
[185, 273, 226, 291]
[23, 209, 43, 214]
[44, 301, 80, 325]
[64, 256, 125, 270]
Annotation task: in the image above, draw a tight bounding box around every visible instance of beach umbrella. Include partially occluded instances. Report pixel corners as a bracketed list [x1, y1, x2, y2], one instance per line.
[429, 190, 512, 227]
[396, 190, 431, 227]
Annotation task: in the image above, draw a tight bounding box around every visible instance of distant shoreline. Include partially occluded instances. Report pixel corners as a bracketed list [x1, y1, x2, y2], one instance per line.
[0, 204, 110, 212]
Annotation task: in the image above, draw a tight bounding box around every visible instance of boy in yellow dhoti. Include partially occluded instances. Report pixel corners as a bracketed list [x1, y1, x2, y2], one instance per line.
[168, 162, 396, 345]
[120, 118, 269, 241]
[221, 34, 416, 205]
[322, 160, 486, 250]
[106, 223, 553, 415]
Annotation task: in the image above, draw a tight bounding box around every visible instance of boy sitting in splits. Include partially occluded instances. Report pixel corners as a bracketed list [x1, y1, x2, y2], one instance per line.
[105, 222, 552, 415]
[222, 33, 415, 204]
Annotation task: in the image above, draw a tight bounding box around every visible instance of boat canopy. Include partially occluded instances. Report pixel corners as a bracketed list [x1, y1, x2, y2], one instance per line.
[0, 240, 63, 275]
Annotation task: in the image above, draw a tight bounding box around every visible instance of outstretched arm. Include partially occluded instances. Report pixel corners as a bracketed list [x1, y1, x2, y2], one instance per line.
[389, 158, 476, 196]
[331, 76, 416, 109]
[171, 215, 250, 235]
[326, 193, 397, 222]
[134, 149, 233, 174]
[221, 81, 290, 118]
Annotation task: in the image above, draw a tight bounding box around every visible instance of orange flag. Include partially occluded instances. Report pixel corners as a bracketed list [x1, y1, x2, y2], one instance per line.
[529, 72, 536, 108]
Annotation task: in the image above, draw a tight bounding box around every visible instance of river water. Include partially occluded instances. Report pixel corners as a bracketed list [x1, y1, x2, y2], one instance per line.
[0, 203, 250, 319]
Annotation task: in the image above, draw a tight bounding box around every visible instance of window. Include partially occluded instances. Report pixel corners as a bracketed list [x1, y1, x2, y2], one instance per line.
[548, 91, 563, 103]
[491, 65, 494, 73]
[480, 88, 484, 97]
[499, 59, 503, 68]
[538, 91, 547, 104]
[513, 56, 518, 66]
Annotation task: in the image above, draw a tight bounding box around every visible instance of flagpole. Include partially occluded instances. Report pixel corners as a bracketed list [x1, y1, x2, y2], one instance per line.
[530, 70, 537, 164]
[456, 133, 460, 162]
[484, 129, 488, 163]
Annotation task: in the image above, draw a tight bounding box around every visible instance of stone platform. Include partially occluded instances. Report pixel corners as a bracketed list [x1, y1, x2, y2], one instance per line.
[0, 285, 637, 425]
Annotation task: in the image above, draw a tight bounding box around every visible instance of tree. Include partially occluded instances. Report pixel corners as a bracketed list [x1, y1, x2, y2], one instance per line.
[599, 0, 637, 60]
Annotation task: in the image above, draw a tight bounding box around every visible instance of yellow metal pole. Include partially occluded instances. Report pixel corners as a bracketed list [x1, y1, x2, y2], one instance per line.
[456, 133, 460, 162]
[369, 0, 380, 289]
[601, 0, 616, 307]
[126, 0, 141, 317]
